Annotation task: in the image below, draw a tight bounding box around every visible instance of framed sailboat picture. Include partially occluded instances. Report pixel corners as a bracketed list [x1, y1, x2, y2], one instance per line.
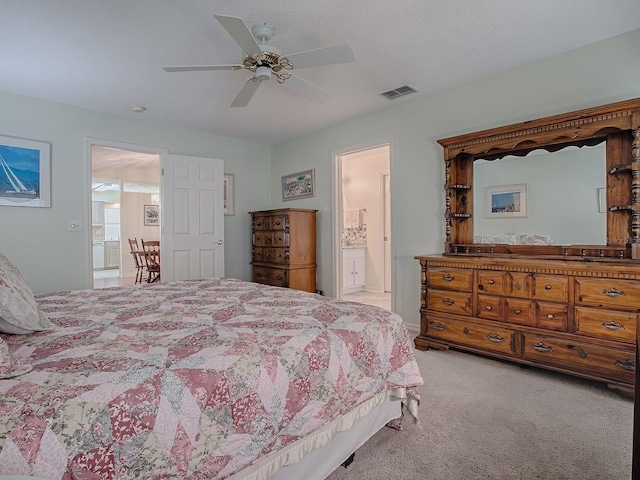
[0, 135, 51, 207]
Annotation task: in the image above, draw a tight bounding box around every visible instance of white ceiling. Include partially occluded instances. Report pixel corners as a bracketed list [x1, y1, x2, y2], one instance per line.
[2, 1, 640, 146]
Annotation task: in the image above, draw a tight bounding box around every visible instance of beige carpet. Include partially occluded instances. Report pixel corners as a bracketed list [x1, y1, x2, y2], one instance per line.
[326, 348, 633, 480]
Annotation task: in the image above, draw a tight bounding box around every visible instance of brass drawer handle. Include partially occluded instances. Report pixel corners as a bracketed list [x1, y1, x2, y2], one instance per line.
[514, 282, 522, 290]
[487, 333, 505, 343]
[615, 359, 635, 371]
[431, 322, 446, 332]
[603, 288, 625, 298]
[442, 298, 454, 306]
[275, 275, 284, 281]
[547, 314, 554, 319]
[442, 274, 454, 282]
[602, 320, 625, 331]
[544, 285, 552, 290]
[514, 309, 521, 314]
[485, 305, 492, 311]
[487, 279, 495, 285]
[531, 342, 553, 353]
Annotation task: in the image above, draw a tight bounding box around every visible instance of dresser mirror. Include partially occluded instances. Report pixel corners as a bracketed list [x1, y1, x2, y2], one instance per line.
[473, 143, 607, 246]
[437, 97, 640, 260]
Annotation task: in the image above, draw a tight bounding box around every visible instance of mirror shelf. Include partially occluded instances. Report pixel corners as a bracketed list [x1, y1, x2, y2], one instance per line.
[437, 98, 640, 261]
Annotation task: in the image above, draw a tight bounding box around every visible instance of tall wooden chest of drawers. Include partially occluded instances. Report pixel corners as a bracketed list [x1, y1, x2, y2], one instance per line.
[415, 255, 640, 395]
[250, 208, 317, 292]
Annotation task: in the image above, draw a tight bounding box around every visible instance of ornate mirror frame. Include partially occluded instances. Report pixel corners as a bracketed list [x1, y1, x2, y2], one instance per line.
[437, 98, 640, 261]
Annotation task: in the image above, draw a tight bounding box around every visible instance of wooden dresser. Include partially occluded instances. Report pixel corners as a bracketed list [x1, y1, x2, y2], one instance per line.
[250, 208, 317, 292]
[415, 97, 640, 397]
[416, 255, 640, 395]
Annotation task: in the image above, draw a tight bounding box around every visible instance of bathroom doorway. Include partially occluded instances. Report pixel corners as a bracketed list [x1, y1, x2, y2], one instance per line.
[334, 143, 391, 310]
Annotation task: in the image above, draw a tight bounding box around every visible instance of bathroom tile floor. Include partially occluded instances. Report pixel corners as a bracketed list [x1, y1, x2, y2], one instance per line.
[342, 291, 391, 310]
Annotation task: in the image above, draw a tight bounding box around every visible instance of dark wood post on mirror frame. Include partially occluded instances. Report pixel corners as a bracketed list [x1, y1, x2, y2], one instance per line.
[632, 127, 640, 261]
[633, 126, 640, 480]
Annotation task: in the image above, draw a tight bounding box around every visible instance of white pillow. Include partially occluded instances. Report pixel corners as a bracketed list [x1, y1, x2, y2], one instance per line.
[0, 253, 55, 334]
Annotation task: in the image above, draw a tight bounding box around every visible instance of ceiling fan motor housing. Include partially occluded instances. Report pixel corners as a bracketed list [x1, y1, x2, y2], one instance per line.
[256, 65, 272, 81]
[251, 22, 274, 43]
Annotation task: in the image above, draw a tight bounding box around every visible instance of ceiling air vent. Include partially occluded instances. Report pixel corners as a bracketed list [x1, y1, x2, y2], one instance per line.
[380, 85, 417, 100]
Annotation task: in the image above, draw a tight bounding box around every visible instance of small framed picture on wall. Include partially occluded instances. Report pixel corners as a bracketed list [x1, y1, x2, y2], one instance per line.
[144, 204, 159, 226]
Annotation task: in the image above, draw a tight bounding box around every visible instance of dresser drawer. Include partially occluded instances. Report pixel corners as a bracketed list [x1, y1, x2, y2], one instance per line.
[575, 306, 637, 344]
[426, 267, 473, 292]
[522, 332, 635, 383]
[272, 248, 289, 265]
[532, 274, 568, 302]
[253, 247, 264, 263]
[477, 271, 506, 295]
[535, 302, 568, 332]
[427, 316, 516, 356]
[253, 216, 268, 230]
[272, 231, 288, 247]
[508, 272, 531, 298]
[253, 231, 265, 246]
[253, 267, 288, 287]
[505, 298, 532, 326]
[427, 289, 472, 316]
[575, 278, 640, 309]
[269, 214, 288, 230]
[476, 294, 502, 321]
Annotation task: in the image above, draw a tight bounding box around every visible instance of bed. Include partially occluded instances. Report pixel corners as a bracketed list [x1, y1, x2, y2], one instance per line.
[0, 254, 423, 480]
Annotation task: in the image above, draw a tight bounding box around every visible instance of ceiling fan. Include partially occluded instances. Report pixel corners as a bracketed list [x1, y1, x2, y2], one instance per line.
[163, 15, 356, 107]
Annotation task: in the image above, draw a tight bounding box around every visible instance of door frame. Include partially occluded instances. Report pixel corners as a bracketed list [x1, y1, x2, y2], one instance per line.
[85, 138, 168, 287]
[331, 139, 393, 306]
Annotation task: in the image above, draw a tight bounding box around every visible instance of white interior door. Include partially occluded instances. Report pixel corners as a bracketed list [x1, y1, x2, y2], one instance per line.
[161, 154, 225, 281]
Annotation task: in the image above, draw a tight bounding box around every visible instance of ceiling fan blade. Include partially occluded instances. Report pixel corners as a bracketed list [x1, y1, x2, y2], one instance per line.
[163, 65, 241, 72]
[230, 79, 260, 107]
[283, 74, 330, 104]
[214, 15, 262, 55]
[285, 44, 355, 69]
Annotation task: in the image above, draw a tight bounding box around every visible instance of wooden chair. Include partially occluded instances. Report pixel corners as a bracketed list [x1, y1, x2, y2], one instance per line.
[141, 239, 160, 283]
[128, 238, 145, 284]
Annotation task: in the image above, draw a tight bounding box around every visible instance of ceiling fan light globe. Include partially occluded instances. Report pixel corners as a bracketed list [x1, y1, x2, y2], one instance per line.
[256, 66, 271, 81]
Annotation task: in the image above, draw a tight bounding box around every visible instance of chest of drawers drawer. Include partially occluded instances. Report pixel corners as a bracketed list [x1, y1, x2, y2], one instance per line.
[532, 274, 568, 302]
[427, 316, 517, 356]
[535, 302, 568, 332]
[427, 267, 473, 291]
[522, 332, 635, 383]
[253, 266, 288, 287]
[575, 278, 640, 309]
[427, 289, 472, 316]
[505, 298, 532, 326]
[476, 294, 502, 321]
[575, 306, 637, 343]
[508, 272, 531, 298]
[477, 271, 506, 295]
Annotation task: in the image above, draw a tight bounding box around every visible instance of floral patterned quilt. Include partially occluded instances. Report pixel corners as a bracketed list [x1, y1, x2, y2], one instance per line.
[0, 279, 423, 479]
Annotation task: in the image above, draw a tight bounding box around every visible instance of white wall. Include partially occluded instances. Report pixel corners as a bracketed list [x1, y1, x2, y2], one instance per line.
[0, 91, 271, 293]
[270, 29, 640, 331]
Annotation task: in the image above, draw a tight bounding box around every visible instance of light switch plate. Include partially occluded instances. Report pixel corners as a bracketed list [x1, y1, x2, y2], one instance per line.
[68, 220, 82, 232]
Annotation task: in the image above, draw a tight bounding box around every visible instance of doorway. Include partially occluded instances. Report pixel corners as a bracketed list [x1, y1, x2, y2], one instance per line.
[334, 144, 391, 310]
[88, 139, 164, 288]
